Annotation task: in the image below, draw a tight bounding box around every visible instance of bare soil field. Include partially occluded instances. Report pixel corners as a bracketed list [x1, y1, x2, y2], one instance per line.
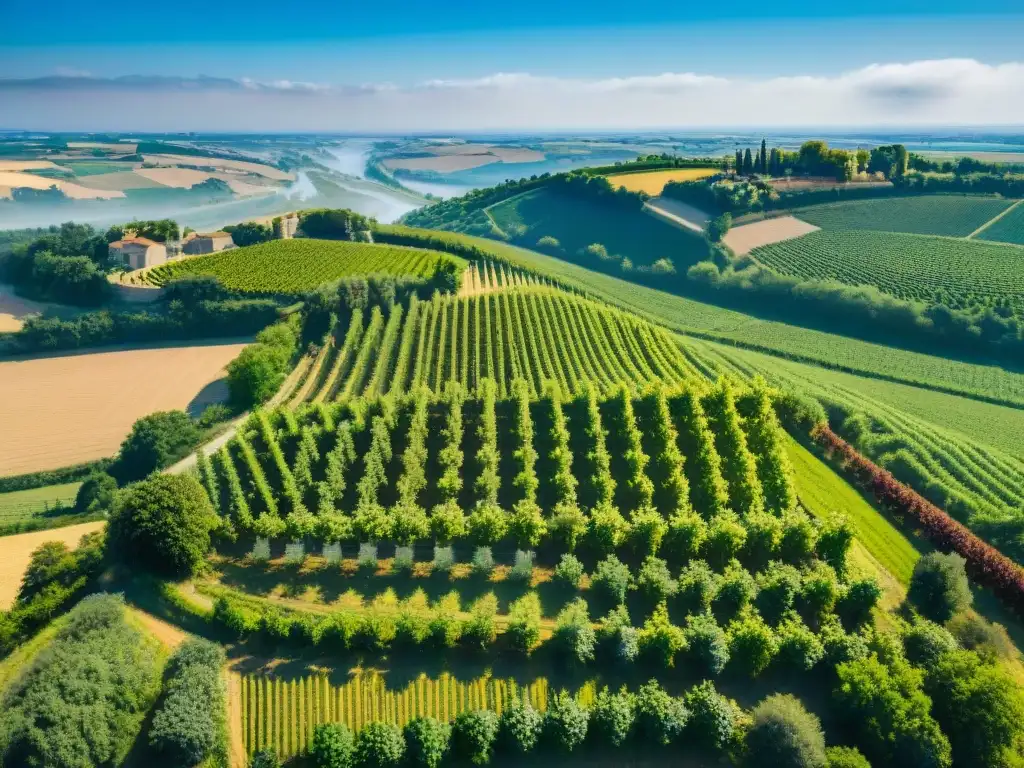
[0, 284, 51, 332]
[134, 166, 212, 188]
[723, 216, 820, 255]
[75, 170, 164, 191]
[0, 160, 59, 172]
[141, 154, 293, 181]
[644, 196, 712, 233]
[0, 521, 105, 609]
[0, 341, 248, 475]
[607, 167, 718, 195]
[0, 171, 125, 200]
[386, 144, 545, 173]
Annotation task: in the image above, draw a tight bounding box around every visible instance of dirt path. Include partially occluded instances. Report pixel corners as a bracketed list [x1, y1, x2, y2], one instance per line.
[0, 521, 106, 609]
[226, 670, 248, 768]
[644, 197, 710, 234]
[129, 606, 189, 649]
[967, 198, 1024, 239]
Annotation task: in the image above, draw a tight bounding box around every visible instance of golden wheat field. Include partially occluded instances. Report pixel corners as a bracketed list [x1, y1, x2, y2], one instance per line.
[0, 342, 248, 475]
[605, 167, 718, 194]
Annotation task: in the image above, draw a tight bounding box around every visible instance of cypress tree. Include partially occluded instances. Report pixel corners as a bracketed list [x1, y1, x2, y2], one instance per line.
[759, 138, 767, 173]
[735, 149, 743, 174]
[743, 148, 754, 175]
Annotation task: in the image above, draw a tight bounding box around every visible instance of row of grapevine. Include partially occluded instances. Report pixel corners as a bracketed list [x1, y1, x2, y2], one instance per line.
[290, 286, 701, 403]
[208, 379, 796, 553]
[241, 672, 553, 760]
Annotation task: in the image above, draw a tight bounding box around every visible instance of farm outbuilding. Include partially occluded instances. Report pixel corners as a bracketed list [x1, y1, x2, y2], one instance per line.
[183, 231, 235, 255]
[108, 237, 168, 270]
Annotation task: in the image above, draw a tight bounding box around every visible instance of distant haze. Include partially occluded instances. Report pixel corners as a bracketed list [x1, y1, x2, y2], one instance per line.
[3, 59, 1024, 131]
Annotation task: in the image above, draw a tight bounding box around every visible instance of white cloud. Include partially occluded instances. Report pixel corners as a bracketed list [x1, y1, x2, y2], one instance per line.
[3, 59, 1024, 131]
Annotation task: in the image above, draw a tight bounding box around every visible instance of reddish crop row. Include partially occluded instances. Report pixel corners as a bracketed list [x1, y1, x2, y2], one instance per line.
[811, 423, 1024, 617]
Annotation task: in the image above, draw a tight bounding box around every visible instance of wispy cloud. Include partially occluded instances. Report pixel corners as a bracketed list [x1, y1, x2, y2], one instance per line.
[2, 59, 1023, 131]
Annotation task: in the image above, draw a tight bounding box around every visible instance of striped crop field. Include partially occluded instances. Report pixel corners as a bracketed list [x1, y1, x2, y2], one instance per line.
[605, 167, 718, 195]
[284, 286, 702, 403]
[145, 239, 463, 294]
[976, 200, 1024, 245]
[750, 229, 1024, 318]
[241, 673, 558, 760]
[794, 194, 1016, 237]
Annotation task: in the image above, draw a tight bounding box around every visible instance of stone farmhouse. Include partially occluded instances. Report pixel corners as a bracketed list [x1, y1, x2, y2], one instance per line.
[108, 237, 168, 270]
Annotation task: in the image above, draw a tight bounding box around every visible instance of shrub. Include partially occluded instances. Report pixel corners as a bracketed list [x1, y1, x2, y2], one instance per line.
[815, 515, 853, 573]
[148, 638, 226, 766]
[543, 691, 589, 752]
[432, 545, 455, 574]
[112, 410, 201, 482]
[509, 499, 546, 549]
[728, 614, 777, 677]
[685, 680, 737, 752]
[639, 601, 687, 668]
[404, 717, 451, 768]
[468, 503, 508, 545]
[820, 620, 869, 666]
[472, 546, 495, 576]
[837, 578, 882, 629]
[462, 594, 499, 650]
[744, 512, 783, 567]
[664, 511, 707, 564]
[107, 473, 217, 578]
[312, 722, 355, 768]
[756, 561, 802, 625]
[744, 694, 826, 768]
[775, 616, 824, 671]
[597, 605, 638, 664]
[825, 746, 871, 768]
[834, 655, 951, 768]
[452, 709, 499, 765]
[628, 507, 668, 557]
[923, 649, 1024, 768]
[554, 553, 585, 588]
[498, 699, 543, 754]
[780, 513, 817, 564]
[705, 513, 748, 568]
[355, 721, 405, 768]
[506, 593, 542, 654]
[635, 556, 678, 602]
[591, 555, 631, 604]
[358, 543, 379, 573]
[798, 562, 840, 625]
[392, 546, 415, 574]
[589, 687, 634, 747]
[677, 560, 719, 614]
[251, 748, 281, 768]
[714, 561, 757, 622]
[588, 502, 628, 554]
[430, 500, 467, 544]
[685, 612, 730, 676]
[903, 619, 958, 668]
[509, 549, 534, 582]
[553, 598, 596, 665]
[549, 501, 588, 551]
[75, 471, 118, 513]
[946, 613, 1015, 661]
[908, 552, 972, 622]
[633, 680, 689, 746]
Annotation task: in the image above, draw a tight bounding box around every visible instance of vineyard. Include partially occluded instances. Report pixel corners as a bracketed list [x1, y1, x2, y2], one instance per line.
[976, 201, 1024, 245]
[283, 286, 701, 404]
[241, 673, 554, 760]
[144, 239, 462, 294]
[376, 225, 1024, 408]
[200, 375, 808, 547]
[793, 195, 1015, 237]
[690, 338, 1024, 561]
[749, 230, 1024, 317]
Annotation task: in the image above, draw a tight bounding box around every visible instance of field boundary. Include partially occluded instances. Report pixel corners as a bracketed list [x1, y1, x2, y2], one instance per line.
[968, 198, 1024, 239]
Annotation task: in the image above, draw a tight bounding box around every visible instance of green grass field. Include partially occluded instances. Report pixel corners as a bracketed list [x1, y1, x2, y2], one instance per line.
[786, 434, 920, 585]
[0, 482, 80, 524]
[486, 188, 710, 271]
[750, 230, 1024, 318]
[146, 239, 464, 294]
[60, 161, 133, 176]
[794, 194, 1015, 236]
[379, 226, 1024, 408]
[976, 201, 1024, 245]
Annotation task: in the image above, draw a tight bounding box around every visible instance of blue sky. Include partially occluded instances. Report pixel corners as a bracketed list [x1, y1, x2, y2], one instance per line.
[2, 1, 1023, 130]
[2, 1, 1023, 82]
